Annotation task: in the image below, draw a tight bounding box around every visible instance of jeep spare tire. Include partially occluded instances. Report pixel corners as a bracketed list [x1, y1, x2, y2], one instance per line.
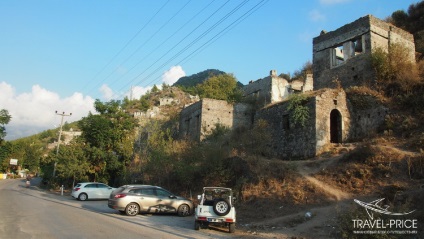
[213, 199, 230, 216]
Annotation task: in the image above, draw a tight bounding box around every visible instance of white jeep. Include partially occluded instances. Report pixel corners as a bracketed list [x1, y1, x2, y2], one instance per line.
[194, 187, 236, 233]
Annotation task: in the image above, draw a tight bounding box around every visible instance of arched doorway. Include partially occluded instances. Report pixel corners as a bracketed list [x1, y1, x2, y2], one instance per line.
[330, 109, 342, 143]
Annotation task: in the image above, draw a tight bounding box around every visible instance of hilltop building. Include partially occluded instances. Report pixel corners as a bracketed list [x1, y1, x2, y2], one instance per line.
[178, 15, 415, 159]
[313, 15, 415, 90]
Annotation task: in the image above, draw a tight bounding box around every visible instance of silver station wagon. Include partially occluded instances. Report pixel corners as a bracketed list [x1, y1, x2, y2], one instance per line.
[108, 185, 194, 217]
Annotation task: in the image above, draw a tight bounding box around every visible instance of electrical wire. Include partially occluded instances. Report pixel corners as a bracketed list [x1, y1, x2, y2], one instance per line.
[114, 0, 250, 98]
[112, 0, 233, 97]
[131, 0, 269, 93]
[82, 0, 171, 95]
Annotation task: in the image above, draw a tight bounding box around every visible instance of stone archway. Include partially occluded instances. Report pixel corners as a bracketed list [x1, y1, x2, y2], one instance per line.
[330, 109, 342, 143]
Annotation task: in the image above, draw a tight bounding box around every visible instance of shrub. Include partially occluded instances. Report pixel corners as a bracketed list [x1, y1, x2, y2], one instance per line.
[287, 94, 310, 127]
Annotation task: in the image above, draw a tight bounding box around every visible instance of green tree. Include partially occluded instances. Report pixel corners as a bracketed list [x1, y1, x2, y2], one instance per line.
[22, 142, 43, 173]
[151, 84, 159, 93]
[287, 94, 310, 127]
[78, 100, 137, 185]
[139, 95, 151, 112]
[0, 142, 12, 172]
[371, 43, 419, 95]
[55, 140, 90, 187]
[389, 1, 424, 58]
[140, 120, 174, 188]
[197, 74, 243, 102]
[0, 109, 11, 144]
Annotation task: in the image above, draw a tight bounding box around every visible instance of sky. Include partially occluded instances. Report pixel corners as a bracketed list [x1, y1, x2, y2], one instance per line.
[0, 0, 419, 140]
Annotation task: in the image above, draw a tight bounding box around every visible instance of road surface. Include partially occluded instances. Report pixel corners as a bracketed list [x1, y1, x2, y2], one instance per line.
[0, 178, 250, 239]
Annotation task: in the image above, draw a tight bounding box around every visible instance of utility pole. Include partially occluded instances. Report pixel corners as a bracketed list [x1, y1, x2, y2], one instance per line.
[53, 111, 72, 177]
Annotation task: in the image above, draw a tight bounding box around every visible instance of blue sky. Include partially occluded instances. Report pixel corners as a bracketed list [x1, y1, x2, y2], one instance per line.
[0, 0, 419, 140]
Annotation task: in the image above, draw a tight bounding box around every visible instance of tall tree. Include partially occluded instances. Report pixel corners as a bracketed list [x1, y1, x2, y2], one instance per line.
[197, 74, 243, 102]
[0, 109, 11, 144]
[55, 140, 90, 187]
[390, 1, 424, 58]
[78, 100, 137, 185]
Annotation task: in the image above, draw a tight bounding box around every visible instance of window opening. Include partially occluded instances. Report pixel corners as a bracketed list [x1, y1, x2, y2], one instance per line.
[330, 109, 342, 143]
[331, 36, 364, 67]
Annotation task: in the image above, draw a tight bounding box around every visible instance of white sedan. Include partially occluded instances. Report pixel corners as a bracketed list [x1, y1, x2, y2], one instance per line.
[71, 182, 115, 201]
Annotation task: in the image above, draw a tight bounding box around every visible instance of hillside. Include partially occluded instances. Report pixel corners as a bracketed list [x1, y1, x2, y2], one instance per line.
[173, 69, 227, 88]
[233, 138, 423, 238]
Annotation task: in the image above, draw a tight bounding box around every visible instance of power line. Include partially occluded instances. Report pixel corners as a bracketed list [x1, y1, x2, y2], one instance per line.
[133, 0, 269, 91]
[106, 0, 215, 90]
[105, 0, 193, 90]
[180, 0, 269, 66]
[112, 0, 232, 98]
[82, 0, 171, 95]
[115, 0, 250, 98]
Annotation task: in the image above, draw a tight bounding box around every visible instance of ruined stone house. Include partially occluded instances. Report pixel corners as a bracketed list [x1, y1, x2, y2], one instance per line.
[178, 15, 415, 159]
[243, 70, 313, 106]
[313, 15, 415, 90]
[179, 98, 252, 141]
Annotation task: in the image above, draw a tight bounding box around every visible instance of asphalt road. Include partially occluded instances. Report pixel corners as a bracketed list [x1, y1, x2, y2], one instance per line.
[0, 178, 248, 239]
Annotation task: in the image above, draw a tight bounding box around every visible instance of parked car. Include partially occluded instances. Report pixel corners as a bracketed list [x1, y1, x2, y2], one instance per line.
[108, 185, 193, 217]
[71, 182, 115, 201]
[194, 187, 236, 233]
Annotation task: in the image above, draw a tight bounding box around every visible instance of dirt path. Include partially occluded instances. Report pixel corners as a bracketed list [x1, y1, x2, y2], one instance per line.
[242, 142, 423, 238]
[244, 145, 357, 239]
[296, 154, 351, 201]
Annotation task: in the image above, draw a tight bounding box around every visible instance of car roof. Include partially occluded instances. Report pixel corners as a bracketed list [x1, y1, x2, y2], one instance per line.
[203, 187, 232, 191]
[77, 182, 105, 184]
[120, 184, 153, 188]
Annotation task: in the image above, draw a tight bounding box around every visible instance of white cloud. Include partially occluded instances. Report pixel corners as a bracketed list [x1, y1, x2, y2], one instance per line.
[0, 82, 95, 140]
[309, 9, 326, 22]
[162, 65, 186, 85]
[99, 84, 115, 100]
[128, 86, 152, 100]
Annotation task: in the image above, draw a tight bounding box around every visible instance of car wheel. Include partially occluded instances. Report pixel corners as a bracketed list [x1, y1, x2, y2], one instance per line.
[213, 199, 230, 216]
[125, 203, 139, 216]
[78, 193, 88, 201]
[194, 220, 200, 230]
[229, 223, 235, 233]
[177, 204, 190, 217]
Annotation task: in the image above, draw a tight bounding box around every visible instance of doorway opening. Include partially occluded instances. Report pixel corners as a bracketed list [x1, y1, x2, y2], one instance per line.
[330, 109, 342, 143]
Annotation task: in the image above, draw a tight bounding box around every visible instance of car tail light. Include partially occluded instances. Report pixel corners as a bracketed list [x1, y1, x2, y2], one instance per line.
[197, 217, 207, 221]
[114, 194, 127, 198]
[74, 188, 80, 191]
[225, 218, 234, 222]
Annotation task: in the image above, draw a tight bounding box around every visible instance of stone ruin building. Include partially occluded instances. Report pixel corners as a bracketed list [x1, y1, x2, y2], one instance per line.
[178, 15, 415, 159]
[179, 98, 252, 141]
[243, 69, 314, 106]
[313, 15, 415, 90]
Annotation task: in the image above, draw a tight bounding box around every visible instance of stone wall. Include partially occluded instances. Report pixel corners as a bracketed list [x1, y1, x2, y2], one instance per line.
[314, 89, 351, 154]
[346, 94, 388, 140]
[160, 97, 180, 106]
[313, 15, 415, 90]
[177, 15, 397, 159]
[179, 98, 251, 141]
[255, 97, 317, 159]
[255, 89, 351, 159]
[243, 70, 290, 106]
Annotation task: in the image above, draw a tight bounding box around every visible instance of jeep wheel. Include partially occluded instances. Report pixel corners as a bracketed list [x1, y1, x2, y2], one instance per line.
[213, 199, 230, 216]
[194, 220, 200, 230]
[229, 223, 235, 233]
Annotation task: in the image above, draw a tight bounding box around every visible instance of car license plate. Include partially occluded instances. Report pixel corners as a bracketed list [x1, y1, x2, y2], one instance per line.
[207, 218, 222, 222]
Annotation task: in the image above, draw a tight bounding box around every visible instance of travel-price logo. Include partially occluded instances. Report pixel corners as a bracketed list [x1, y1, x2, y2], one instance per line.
[352, 198, 418, 235]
